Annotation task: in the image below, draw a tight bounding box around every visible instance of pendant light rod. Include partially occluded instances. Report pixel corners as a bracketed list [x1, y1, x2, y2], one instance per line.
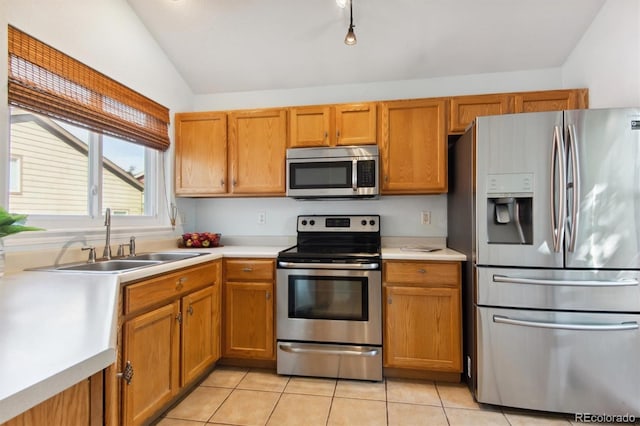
[344, 0, 357, 45]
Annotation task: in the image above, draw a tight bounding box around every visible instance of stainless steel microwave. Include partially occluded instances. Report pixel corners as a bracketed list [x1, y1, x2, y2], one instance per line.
[286, 145, 379, 199]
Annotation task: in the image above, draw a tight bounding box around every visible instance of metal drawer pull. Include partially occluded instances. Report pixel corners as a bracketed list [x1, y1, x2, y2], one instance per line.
[279, 343, 379, 357]
[187, 305, 194, 315]
[417, 268, 426, 274]
[493, 275, 639, 287]
[242, 267, 253, 272]
[493, 315, 639, 331]
[278, 261, 379, 270]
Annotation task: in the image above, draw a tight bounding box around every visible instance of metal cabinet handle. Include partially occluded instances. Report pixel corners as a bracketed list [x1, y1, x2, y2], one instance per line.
[493, 275, 639, 287]
[187, 305, 194, 316]
[176, 312, 182, 324]
[494, 315, 639, 331]
[324, 131, 328, 139]
[279, 342, 380, 357]
[242, 267, 253, 272]
[220, 179, 225, 187]
[387, 297, 392, 304]
[117, 361, 134, 385]
[176, 276, 187, 290]
[266, 291, 271, 300]
[417, 268, 426, 274]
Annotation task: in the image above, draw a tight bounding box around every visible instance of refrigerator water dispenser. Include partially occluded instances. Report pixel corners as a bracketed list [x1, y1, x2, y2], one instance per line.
[486, 173, 533, 245]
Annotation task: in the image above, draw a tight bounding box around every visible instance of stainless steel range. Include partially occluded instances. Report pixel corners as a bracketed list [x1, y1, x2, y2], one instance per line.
[276, 214, 382, 381]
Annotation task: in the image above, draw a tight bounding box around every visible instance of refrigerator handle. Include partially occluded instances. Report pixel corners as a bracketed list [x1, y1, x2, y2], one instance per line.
[551, 125, 566, 253]
[566, 124, 580, 252]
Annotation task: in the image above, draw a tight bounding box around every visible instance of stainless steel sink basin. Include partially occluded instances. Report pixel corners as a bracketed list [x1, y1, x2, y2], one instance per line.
[128, 252, 206, 261]
[29, 251, 209, 274]
[38, 259, 163, 273]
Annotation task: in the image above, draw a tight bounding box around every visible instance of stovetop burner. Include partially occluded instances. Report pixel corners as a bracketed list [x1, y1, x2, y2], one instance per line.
[278, 214, 381, 262]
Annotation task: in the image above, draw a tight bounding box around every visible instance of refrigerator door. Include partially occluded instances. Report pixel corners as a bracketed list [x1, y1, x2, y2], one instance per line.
[476, 112, 564, 268]
[477, 306, 640, 416]
[565, 108, 640, 269]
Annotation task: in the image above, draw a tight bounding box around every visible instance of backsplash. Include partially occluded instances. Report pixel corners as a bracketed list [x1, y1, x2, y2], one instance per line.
[182, 195, 447, 238]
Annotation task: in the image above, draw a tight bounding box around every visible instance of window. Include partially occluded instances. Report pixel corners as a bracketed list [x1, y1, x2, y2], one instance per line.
[9, 108, 154, 217]
[6, 26, 170, 231]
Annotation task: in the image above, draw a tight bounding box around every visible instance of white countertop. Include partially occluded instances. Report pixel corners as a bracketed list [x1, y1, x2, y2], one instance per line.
[0, 244, 465, 422]
[0, 272, 119, 423]
[381, 247, 467, 261]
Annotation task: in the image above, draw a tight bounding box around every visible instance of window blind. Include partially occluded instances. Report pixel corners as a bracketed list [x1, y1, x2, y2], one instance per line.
[7, 25, 170, 151]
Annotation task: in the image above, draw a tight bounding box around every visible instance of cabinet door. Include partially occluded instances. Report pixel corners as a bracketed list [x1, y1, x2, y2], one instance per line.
[3, 379, 91, 426]
[335, 103, 377, 145]
[223, 281, 274, 360]
[228, 109, 287, 195]
[384, 286, 461, 372]
[379, 99, 447, 194]
[288, 106, 332, 147]
[175, 112, 227, 195]
[449, 94, 513, 133]
[181, 285, 219, 386]
[122, 301, 180, 426]
[513, 88, 588, 113]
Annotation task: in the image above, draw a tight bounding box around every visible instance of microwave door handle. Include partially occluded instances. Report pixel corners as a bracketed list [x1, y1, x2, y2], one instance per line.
[352, 159, 358, 191]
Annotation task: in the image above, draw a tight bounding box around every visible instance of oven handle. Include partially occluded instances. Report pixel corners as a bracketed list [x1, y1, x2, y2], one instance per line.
[278, 261, 380, 270]
[278, 342, 380, 357]
[494, 315, 639, 331]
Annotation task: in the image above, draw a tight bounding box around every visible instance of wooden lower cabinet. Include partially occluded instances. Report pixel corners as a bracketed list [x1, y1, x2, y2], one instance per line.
[1, 373, 102, 426]
[182, 285, 221, 385]
[122, 302, 180, 425]
[222, 259, 275, 361]
[115, 260, 222, 426]
[383, 260, 462, 373]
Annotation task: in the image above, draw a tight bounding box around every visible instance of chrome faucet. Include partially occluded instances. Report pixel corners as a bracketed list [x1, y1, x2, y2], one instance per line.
[103, 207, 112, 260]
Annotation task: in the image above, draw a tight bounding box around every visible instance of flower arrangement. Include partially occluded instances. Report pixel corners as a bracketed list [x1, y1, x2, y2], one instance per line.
[0, 207, 43, 238]
[180, 232, 221, 248]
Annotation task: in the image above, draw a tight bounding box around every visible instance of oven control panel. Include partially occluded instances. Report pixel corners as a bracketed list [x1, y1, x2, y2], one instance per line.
[297, 215, 380, 232]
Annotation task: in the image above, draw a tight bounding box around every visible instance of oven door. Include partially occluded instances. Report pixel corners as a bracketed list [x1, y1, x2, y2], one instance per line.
[276, 264, 382, 345]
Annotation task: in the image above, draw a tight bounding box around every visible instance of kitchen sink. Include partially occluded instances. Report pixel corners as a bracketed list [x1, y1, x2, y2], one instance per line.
[37, 259, 162, 273]
[29, 251, 209, 274]
[127, 252, 206, 261]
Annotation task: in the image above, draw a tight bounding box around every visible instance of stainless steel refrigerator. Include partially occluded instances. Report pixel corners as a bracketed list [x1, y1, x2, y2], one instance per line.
[448, 108, 640, 416]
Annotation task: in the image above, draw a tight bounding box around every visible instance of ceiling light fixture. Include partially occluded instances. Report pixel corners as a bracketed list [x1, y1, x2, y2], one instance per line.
[344, 0, 356, 46]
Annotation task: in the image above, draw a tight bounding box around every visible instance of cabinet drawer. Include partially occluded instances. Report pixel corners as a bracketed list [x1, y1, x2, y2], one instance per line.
[124, 262, 219, 315]
[224, 259, 274, 281]
[384, 261, 460, 287]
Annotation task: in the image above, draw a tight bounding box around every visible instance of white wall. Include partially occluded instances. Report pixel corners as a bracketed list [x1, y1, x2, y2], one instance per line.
[1, 0, 194, 246]
[193, 68, 564, 111]
[192, 195, 447, 239]
[4, 0, 637, 242]
[563, 0, 640, 107]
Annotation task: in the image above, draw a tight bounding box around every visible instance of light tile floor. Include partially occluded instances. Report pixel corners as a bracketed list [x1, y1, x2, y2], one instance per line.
[153, 366, 597, 425]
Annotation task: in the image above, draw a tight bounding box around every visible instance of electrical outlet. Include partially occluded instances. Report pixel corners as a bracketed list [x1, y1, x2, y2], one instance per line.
[421, 211, 431, 225]
[257, 211, 266, 225]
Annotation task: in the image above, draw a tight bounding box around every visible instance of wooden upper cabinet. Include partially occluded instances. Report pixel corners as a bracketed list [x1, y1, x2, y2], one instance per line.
[513, 88, 588, 113]
[379, 98, 448, 194]
[175, 112, 227, 195]
[448, 94, 513, 133]
[228, 108, 287, 195]
[334, 103, 377, 145]
[449, 89, 588, 133]
[288, 103, 376, 148]
[288, 106, 332, 147]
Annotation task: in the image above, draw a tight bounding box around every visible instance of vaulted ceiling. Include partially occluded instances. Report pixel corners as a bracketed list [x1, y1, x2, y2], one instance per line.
[126, 0, 605, 95]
